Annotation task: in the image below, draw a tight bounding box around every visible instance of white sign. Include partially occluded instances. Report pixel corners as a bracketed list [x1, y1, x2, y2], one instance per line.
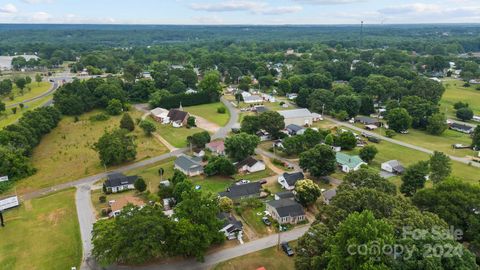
[0, 196, 19, 211]
[0, 176, 8, 182]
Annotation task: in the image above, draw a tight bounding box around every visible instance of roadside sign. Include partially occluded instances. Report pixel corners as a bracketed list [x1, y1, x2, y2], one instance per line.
[0, 196, 19, 211]
[0, 176, 8, 182]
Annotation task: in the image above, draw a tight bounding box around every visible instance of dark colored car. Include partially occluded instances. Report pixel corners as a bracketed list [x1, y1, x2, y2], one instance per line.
[281, 242, 294, 256]
[367, 136, 381, 143]
[262, 217, 271, 226]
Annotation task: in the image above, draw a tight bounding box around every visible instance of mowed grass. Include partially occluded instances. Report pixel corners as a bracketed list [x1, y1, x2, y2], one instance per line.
[15, 109, 168, 194]
[0, 93, 53, 128]
[152, 120, 204, 148]
[0, 189, 82, 270]
[184, 102, 230, 126]
[212, 243, 295, 270]
[3, 82, 51, 106]
[440, 79, 480, 119]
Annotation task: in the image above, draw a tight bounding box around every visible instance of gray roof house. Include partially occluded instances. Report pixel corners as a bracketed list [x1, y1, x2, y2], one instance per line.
[322, 189, 337, 205]
[218, 182, 263, 201]
[285, 124, 305, 136]
[278, 109, 313, 126]
[275, 191, 295, 200]
[174, 155, 204, 176]
[217, 212, 243, 240]
[381, 160, 405, 174]
[449, 123, 475, 134]
[266, 199, 306, 224]
[103, 173, 138, 193]
[354, 116, 382, 126]
[278, 172, 305, 190]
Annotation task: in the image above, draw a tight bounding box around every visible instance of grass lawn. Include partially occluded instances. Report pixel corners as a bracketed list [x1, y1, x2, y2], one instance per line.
[0, 93, 53, 128]
[238, 205, 271, 236]
[153, 121, 204, 148]
[91, 189, 141, 218]
[14, 109, 168, 194]
[212, 242, 295, 270]
[3, 82, 51, 106]
[0, 189, 82, 270]
[127, 158, 176, 194]
[184, 102, 230, 126]
[440, 79, 480, 119]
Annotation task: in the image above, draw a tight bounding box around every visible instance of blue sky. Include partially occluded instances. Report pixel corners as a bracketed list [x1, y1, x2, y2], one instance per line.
[0, 0, 479, 24]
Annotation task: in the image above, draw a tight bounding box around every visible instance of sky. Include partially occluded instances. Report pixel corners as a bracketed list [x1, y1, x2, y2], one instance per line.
[0, 0, 479, 25]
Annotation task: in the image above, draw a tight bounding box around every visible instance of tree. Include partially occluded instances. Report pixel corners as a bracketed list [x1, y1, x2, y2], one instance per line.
[106, 99, 123, 115]
[134, 177, 147, 192]
[204, 156, 235, 176]
[225, 133, 260, 161]
[15, 78, 27, 94]
[400, 161, 430, 196]
[172, 180, 194, 203]
[426, 113, 447, 135]
[258, 111, 284, 138]
[359, 145, 378, 164]
[11, 107, 17, 114]
[324, 133, 334, 145]
[456, 107, 474, 121]
[472, 125, 480, 149]
[453, 101, 469, 110]
[296, 88, 310, 108]
[241, 115, 261, 134]
[337, 131, 357, 150]
[35, 74, 42, 86]
[139, 120, 156, 136]
[120, 113, 135, 132]
[386, 107, 412, 132]
[198, 71, 222, 101]
[295, 223, 332, 270]
[429, 151, 451, 184]
[299, 144, 336, 178]
[123, 61, 142, 82]
[327, 210, 395, 270]
[0, 101, 5, 113]
[341, 168, 396, 195]
[295, 179, 321, 206]
[219, 197, 233, 212]
[308, 89, 335, 115]
[188, 131, 211, 148]
[334, 95, 360, 118]
[187, 116, 196, 127]
[25, 76, 32, 84]
[94, 129, 137, 166]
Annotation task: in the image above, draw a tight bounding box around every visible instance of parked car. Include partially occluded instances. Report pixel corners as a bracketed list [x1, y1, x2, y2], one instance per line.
[236, 180, 251, 185]
[259, 179, 267, 185]
[262, 216, 272, 226]
[400, 130, 409, 134]
[281, 242, 295, 256]
[367, 136, 381, 143]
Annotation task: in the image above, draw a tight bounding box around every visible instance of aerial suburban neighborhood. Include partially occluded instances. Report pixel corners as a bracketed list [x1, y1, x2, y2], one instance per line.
[0, 2, 480, 270]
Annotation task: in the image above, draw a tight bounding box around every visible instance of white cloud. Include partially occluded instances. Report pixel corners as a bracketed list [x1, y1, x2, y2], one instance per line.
[377, 3, 480, 23]
[193, 15, 224, 24]
[21, 0, 54, 4]
[190, 1, 302, 15]
[0, 3, 18, 14]
[31, 11, 51, 21]
[263, 6, 303, 15]
[379, 3, 442, 15]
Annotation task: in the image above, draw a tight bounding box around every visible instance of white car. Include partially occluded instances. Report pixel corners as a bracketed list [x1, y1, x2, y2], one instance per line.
[236, 180, 250, 185]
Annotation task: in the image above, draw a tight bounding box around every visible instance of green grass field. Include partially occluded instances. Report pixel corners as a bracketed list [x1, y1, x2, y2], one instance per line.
[3, 82, 51, 106]
[0, 93, 53, 128]
[212, 242, 295, 270]
[0, 189, 82, 270]
[152, 121, 204, 148]
[184, 102, 230, 126]
[440, 79, 480, 120]
[14, 109, 168, 195]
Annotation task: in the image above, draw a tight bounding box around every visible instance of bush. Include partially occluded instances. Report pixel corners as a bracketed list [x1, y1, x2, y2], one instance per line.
[385, 129, 396, 138]
[279, 101, 285, 106]
[217, 107, 226, 114]
[99, 196, 106, 203]
[89, 113, 110, 122]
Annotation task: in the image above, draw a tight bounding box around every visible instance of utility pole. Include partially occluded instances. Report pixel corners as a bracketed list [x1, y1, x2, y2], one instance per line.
[277, 222, 282, 250]
[360, 21, 364, 49]
[0, 211, 4, 227]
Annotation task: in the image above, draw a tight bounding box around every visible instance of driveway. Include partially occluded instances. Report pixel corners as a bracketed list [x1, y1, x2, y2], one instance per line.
[193, 115, 220, 134]
[76, 185, 97, 270]
[211, 97, 239, 140]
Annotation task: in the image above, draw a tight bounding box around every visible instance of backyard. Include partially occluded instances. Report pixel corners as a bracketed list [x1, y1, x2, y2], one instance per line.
[0, 189, 82, 270]
[440, 79, 480, 120]
[184, 102, 230, 126]
[153, 121, 205, 148]
[14, 109, 168, 194]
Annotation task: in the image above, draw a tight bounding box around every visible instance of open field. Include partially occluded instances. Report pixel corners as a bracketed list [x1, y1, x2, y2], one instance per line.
[0, 93, 53, 128]
[14, 109, 168, 194]
[0, 189, 82, 270]
[440, 79, 480, 120]
[152, 121, 204, 148]
[3, 81, 51, 106]
[184, 102, 230, 126]
[212, 242, 296, 270]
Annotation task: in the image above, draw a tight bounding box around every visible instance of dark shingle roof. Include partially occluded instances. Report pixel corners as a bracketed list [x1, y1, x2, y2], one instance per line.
[255, 106, 269, 113]
[236, 156, 261, 169]
[286, 124, 303, 133]
[275, 191, 295, 199]
[283, 172, 304, 186]
[355, 116, 380, 125]
[267, 199, 305, 218]
[168, 109, 188, 122]
[450, 123, 474, 132]
[219, 182, 263, 200]
[104, 173, 138, 188]
[217, 212, 243, 232]
[175, 155, 203, 172]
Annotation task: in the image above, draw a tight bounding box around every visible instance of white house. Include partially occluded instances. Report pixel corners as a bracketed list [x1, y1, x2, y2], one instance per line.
[278, 172, 304, 190]
[262, 93, 276, 102]
[174, 155, 204, 176]
[236, 157, 265, 173]
[244, 95, 263, 104]
[336, 152, 366, 173]
[266, 199, 306, 225]
[150, 108, 170, 124]
[218, 212, 243, 240]
[103, 173, 137, 193]
[381, 160, 405, 174]
[286, 93, 298, 100]
[278, 109, 314, 126]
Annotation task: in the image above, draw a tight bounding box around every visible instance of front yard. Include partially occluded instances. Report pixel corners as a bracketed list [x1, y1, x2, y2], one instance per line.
[153, 121, 205, 148]
[184, 102, 230, 126]
[0, 189, 82, 270]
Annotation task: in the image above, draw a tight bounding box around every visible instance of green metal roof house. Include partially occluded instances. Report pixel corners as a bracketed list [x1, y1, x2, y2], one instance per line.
[336, 152, 366, 173]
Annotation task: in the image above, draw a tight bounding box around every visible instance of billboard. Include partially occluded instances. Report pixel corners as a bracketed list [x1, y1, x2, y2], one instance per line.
[0, 196, 19, 211]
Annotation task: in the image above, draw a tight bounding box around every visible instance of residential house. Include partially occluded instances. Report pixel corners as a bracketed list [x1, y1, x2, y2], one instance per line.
[218, 182, 264, 201]
[266, 199, 306, 225]
[286, 93, 298, 100]
[174, 155, 204, 176]
[278, 109, 313, 126]
[109, 196, 145, 217]
[217, 212, 243, 240]
[449, 122, 475, 134]
[469, 79, 480, 85]
[262, 93, 276, 102]
[193, 149, 205, 157]
[312, 113, 323, 122]
[236, 157, 266, 173]
[256, 130, 271, 141]
[322, 189, 337, 205]
[278, 172, 305, 191]
[381, 160, 405, 174]
[285, 124, 306, 136]
[142, 72, 152, 80]
[103, 173, 138, 193]
[473, 116, 480, 123]
[150, 107, 170, 124]
[354, 116, 382, 127]
[254, 106, 269, 113]
[275, 191, 295, 201]
[244, 95, 263, 104]
[336, 152, 367, 173]
[167, 109, 189, 127]
[206, 140, 226, 156]
[241, 91, 252, 100]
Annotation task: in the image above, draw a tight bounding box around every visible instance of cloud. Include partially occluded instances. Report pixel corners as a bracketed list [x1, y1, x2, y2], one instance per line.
[193, 15, 224, 24]
[293, 0, 367, 4]
[0, 3, 18, 14]
[263, 6, 303, 15]
[378, 3, 441, 15]
[32, 11, 51, 21]
[190, 1, 302, 15]
[21, 0, 54, 4]
[377, 3, 480, 23]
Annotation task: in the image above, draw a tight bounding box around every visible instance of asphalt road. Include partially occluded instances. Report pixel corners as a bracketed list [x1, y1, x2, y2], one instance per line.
[211, 97, 239, 140]
[76, 185, 96, 270]
[109, 225, 310, 270]
[6, 81, 57, 108]
[324, 116, 480, 168]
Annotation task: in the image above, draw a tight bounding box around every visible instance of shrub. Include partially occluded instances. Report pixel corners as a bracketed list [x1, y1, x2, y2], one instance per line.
[99, 196, 106, 203]
[385, 129, 396, 138]
[89, 113, 110, 122]
[217, 107, 226, 114]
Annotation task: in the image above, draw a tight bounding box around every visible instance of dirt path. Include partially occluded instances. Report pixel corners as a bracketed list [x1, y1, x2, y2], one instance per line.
[260, 154, 285, 175]
[153, 133, 177, 152]
[192, 114, 220, 134]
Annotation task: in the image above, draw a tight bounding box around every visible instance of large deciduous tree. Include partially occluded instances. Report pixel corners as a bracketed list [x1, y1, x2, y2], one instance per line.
[225, 132, 260, 161]
[387, 107, 412, 132]
[295, 179, 321, 206]
[400, 161, 430, 196]
[94, 129, 137, 166]
[429, 151, 451, 184]
[299, 144, 336, 178]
